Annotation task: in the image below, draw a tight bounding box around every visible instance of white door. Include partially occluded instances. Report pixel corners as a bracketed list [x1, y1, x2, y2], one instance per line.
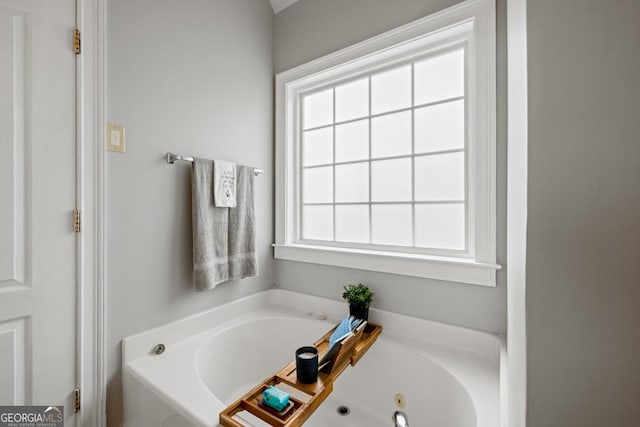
[0, 0, 78, 422]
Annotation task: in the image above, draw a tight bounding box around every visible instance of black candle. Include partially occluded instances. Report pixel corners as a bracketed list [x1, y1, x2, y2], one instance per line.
[295, 346, 318, 384]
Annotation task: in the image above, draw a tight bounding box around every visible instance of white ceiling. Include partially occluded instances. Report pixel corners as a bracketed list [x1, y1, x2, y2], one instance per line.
[269, 0, 302, 14]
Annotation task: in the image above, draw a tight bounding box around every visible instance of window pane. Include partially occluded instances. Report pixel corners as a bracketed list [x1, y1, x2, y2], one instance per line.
[415, 152, 465, 201]
[415, 203, 465, 250]
[335, 78, 369, 122]
[414, 49, 465, 105]
[303, 127, 333, 166]
[415, 99, 465, 154]
[371, 65, 411, 114]
[336, 205, 369, 243]
[335, 162, 369, 203]
[371, 204, 412, 246]
[371, 158, 412, 202]
[303, 89, 333, 129]
[336, 119, 369, 162]
[371, 111, 411, 158]
[303, 166, 333, 203]
[302, 206, 333, 241]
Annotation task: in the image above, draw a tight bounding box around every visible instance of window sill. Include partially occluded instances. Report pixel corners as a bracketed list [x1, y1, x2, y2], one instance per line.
[273, 244, 501, 287]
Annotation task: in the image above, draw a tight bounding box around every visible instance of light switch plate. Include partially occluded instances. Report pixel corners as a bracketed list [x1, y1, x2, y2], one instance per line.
[107, 123, 125, 153]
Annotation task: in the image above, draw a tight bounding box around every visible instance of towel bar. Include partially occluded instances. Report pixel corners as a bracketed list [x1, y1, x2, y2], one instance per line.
[166, 152, 264, 176]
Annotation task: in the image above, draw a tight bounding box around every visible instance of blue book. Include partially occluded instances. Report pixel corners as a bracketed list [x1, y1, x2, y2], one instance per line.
[329, 315, 353, 348]
[319, 316, 364, 367]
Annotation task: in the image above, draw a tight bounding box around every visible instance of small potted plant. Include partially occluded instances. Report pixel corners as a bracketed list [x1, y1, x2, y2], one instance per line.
[342, 283, 375, 321]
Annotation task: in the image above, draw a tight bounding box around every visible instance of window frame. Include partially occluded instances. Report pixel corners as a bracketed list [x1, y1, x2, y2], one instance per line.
[275, 0, 499, 286]
[298, 47, 469, 257]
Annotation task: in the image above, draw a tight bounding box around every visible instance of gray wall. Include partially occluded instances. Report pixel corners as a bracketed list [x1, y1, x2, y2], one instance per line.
[106, 0, 274, 425]
[274, 0, 508, 334]
[526, 0, 640, 425]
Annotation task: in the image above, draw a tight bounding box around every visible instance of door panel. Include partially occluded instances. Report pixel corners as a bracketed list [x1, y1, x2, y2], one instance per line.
[0, 6, 25, 286]
[0, 319, 26, 403]
[0, 0, 76, 422]
[0, 6, 29, 407]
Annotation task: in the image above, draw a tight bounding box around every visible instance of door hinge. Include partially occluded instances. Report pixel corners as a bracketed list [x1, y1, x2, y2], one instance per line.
[73, 208, 81, 233]
[74, 29, 81, 54]
[74, 388, 81, 413]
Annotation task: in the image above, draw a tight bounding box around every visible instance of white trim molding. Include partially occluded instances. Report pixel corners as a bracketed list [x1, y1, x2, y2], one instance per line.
[274, 243, 500, 286]
[506, 0, 528, 424]
[275, 0, 499, 286]
[76, 0, 107, 425]
[95, 0, 107, 424]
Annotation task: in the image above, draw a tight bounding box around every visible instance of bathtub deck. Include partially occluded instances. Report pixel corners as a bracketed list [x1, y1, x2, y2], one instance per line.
[219, 322, 382, 427]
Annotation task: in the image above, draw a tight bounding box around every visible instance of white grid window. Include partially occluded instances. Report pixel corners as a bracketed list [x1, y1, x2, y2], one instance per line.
[275, 0, 499, 286]
[300, 48, 467, 253]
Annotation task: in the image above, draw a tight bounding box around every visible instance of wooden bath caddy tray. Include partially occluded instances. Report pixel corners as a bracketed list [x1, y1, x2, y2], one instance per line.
[219, 321, 382, 427]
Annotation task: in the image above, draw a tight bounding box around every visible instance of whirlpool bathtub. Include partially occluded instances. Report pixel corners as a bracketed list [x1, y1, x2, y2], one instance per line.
[123, 290, 502, 426]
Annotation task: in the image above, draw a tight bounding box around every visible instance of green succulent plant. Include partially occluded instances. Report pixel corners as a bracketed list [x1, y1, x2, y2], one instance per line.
[342, 283, 375, 308]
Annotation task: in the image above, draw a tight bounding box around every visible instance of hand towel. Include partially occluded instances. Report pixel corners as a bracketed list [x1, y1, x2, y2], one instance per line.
[227, 164, 258, 281]
[191, 158, 258, 290]
[213, 159, 236, 207]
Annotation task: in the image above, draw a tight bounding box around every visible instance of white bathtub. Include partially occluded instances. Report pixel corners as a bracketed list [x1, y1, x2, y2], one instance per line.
[123, 289, 502, 427]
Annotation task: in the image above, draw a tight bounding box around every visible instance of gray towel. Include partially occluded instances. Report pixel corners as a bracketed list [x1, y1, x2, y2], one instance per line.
[191, 158, 258, 290]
